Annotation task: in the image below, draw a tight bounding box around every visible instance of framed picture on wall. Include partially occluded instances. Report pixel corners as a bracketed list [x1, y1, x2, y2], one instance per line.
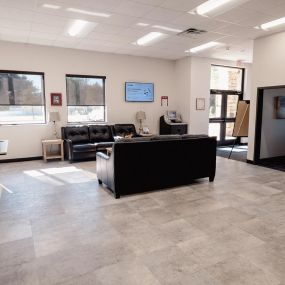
[51, 93, 62, 106]
[196, 98, 205, 110]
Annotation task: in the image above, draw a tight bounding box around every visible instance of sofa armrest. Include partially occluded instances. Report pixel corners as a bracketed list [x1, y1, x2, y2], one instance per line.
[63, 139, 74, 161]
[96, 151, 118, 198]
[96, 152, 110, 160]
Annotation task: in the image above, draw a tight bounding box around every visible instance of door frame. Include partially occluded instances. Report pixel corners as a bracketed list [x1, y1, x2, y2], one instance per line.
[209, 65, 245, 146]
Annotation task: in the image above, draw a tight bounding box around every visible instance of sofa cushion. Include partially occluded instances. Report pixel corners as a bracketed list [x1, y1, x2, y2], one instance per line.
[89, 125, 114, 143]
[96, 142, 114, 150]
[151, 135, 182, 141]
[182, 134, 209, 139]
[64, 126, 90, 144]
[113, 124, 137, 137]
[73, 143, 97, 153]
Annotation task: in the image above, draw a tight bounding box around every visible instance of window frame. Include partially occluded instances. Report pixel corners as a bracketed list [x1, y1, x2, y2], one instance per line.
[65, 74, 106, 124]
[0, 69, 46, 125]
[209, 65, 245, 146]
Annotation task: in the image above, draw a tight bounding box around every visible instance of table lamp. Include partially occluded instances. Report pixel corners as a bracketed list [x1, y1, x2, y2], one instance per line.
[136, 111, 146, 134]
[49, 111, 60, 138]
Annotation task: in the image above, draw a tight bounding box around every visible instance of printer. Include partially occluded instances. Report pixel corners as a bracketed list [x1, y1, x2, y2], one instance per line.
[160, 111, 188, 135]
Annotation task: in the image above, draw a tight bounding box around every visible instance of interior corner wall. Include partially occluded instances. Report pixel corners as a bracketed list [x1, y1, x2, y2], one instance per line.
[174, 57, 191, 129]
[0, 41, 176, 160]
[248, 31, 285, 161]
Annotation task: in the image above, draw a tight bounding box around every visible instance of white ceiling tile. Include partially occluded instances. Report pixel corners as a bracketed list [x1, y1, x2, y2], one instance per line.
[0, 0, 284, 62]
[0, 0, 37, 10]
[31, 23, 64, 34]
[132, 0, 165, 6]
[113, 0, 153, 17]
[28, 37, 54, 46]
[159, 0, 205, 12]
[144, 7, 184, 22]
[103, 13, 140, 27]
[0, 28, 29, 42]
[0, 18, 31, 31]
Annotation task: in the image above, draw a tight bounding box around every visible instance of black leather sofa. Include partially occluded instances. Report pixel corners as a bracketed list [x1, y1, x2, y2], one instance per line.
[112, 124, 139, 138]
[61, 125, 114, 162]
[96, 135, 217, 198]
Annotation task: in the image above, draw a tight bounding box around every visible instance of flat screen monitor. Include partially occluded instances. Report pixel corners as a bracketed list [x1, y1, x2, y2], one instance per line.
[125, 82, 154, 102]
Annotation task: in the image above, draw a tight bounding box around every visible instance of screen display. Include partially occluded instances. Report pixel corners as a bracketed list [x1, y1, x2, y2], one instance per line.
[125, 82, 154, 102]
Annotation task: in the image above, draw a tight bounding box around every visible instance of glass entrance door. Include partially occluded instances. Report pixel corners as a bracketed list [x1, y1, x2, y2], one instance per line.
[209, 65, 244, 146]
[209, 93, 240, 145]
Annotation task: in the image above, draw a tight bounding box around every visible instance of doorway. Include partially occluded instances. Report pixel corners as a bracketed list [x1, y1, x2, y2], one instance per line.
[209, 65, 244, 146]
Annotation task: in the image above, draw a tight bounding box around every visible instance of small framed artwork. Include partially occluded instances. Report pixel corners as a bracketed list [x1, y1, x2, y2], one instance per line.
[196, 98, 205, 110]
[51, 93, 62, 106]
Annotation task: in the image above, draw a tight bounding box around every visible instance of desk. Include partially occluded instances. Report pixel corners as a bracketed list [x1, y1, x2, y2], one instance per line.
[42, 139, 64, 162]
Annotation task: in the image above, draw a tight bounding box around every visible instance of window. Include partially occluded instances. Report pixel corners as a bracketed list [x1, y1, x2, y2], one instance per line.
[0, 71, 45, 124]
[66, 74, 106, 123]
[211, 65, 243, 92]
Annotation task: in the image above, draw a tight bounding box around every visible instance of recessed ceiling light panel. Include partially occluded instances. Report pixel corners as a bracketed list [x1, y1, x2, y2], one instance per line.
[137, 23, 150, 27]
[196, 0, 234, 16]
[42, 3, 61, 9]
[66, 8, 111, 18]
[136, 32, 166, 46]
[190, 0, 249, 17]
[67, 19, 97, 37]
[260, 17, 285, 30]
[186, 41, 219, 53]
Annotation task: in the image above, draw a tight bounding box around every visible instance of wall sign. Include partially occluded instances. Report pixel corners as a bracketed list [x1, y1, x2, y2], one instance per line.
[196, 98, 205, 110]
[161, 96, 168, 106]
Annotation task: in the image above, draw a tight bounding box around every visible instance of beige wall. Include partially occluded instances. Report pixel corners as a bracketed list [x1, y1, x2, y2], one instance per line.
[0, 41, 176, 160]
[248, 31, 285, 161]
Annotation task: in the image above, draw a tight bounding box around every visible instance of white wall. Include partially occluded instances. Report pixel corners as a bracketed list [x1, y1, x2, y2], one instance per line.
[248, 31, 285, 161]
[260, 88, 285, 159]
[174, 57, 191, 129]
[0, 41, 176, 160]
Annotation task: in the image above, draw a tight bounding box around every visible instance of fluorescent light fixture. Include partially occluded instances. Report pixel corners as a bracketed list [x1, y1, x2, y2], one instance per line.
[152, 25, 182, 33]
[67, 19, 97, 37]
[195, 0, 234, 16]
[137, 23, 149, 27]
[136, 32, 166, 46]
[260, 17, 285, 30]
[186, 41, 219, 53]
[66, 8, 111, 18]
[42, 3, 61, 9]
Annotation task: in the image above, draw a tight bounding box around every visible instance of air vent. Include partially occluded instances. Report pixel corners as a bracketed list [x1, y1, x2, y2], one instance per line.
[178, 28, 207, 37]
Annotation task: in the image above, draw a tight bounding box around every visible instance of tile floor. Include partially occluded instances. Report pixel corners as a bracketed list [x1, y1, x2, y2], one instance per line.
[0, 158, 285, 284]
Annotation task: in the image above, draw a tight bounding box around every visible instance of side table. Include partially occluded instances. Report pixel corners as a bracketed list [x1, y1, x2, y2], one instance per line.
[42, 139, 64, 162]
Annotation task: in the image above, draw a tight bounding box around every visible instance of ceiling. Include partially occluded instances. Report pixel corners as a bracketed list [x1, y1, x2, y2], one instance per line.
[1, 0, 285, 62]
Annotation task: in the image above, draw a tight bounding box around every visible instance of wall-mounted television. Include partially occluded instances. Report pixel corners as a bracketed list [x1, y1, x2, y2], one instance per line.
[125, 82, 154, 102]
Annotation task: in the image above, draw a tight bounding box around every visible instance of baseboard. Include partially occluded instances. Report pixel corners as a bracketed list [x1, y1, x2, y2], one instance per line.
[0, 156, 42, 163]
[258, 156, 285, 164]
[246, 159, 254, 164]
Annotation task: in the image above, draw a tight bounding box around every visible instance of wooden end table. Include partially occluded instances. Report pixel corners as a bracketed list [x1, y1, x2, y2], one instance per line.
[42, 139, 64, 162]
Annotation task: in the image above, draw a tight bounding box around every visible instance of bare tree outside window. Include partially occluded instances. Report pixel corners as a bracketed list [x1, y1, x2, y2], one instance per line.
[66, 75, 105, 123]
[0, 71, 45, 124]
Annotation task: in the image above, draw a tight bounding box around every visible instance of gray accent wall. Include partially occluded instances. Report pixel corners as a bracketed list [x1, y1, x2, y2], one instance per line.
[260, 88, 285, 159]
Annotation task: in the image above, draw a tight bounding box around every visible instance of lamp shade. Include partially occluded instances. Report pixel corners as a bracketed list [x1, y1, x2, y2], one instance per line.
[136, 111, 146, 121]
[49, 111, 60, 122]
[0, 140, 8, 155]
